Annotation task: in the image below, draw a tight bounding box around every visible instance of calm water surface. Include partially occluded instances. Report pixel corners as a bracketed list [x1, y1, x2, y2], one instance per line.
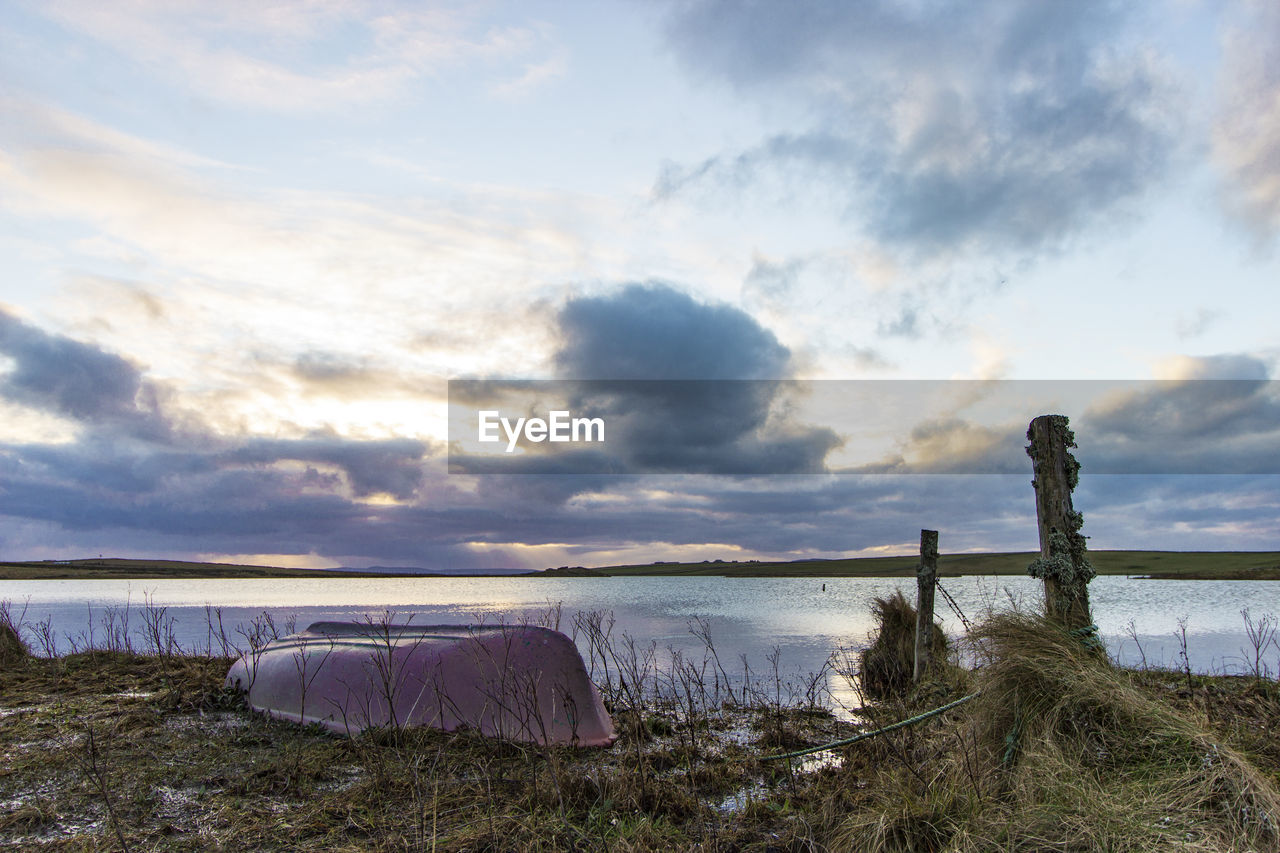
[4, 576, 1279, 711]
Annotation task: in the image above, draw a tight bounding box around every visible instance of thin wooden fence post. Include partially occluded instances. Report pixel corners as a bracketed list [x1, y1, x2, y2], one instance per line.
[914, 529, 938, 682]
[1026, 414, 1095, 629]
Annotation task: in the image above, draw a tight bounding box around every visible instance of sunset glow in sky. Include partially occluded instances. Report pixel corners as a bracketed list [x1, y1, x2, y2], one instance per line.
[2, 1, 1279, 569]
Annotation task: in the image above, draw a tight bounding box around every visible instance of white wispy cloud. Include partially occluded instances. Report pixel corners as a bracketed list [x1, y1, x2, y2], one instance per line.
[1214, 0, 1280, 243]
[31, 0, 562, 111]
[0, 92, 730, 441]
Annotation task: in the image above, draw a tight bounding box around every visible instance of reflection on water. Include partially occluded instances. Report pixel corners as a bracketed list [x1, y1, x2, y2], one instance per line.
[4, 575, 1279, 712]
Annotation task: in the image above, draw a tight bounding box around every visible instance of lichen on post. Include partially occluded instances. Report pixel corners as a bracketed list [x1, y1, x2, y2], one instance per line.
[1026, 414, 1095, 629]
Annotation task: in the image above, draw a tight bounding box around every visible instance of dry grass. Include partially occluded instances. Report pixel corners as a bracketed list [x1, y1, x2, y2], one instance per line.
[0, 619, 851, 851]
[0, 600, 30, 665]
[3, 604, 1280, 851]
[829, 612, 1280, 852]
[0, 624, 27, 666]
[857, 590, 948, 699]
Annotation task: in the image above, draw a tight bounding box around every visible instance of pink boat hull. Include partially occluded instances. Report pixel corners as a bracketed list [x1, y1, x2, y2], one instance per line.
[226, 622, 616, 747]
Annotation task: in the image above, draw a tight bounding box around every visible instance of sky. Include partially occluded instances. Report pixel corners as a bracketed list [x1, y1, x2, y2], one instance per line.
[1, 0, 1279, 570]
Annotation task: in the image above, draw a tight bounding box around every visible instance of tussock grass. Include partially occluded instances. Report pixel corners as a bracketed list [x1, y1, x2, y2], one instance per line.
[830, 612, 1280, 852]
[0, 600, 30, 665]
[858, 590, 948, 699]
[0, 623, 27, 666]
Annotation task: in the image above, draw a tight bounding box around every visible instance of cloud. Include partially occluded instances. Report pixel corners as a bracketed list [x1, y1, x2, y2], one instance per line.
[1080, 361, 1280, 474]
[0, 315, 436, 557]
[1175, 308, 1222, 340]
[0, 96, 237, 172]
[877, 304, 922, 339]
[655, 0, 1183, 256]
[1152, 354, 1270, 381]
[290, 353, 381, 388]
[809, 369, 1280, 477]
[738, 250, 901, 366]
[450, 284, 842, 475]
[1214, 1, 1280, 242]
[4, 316, 1279, 565]
[224, 436, 429, 500]
[554, 282, 790, 380]
[1079, 474, 1280, 552]
[285, 351, 427, 399]
[454, 367, 1280, 480]
[844, 346, 893, 371]
[0, 423, 441, 558]
[491, 49, 569, 99]
[0, 308, 167, 438]
[848, 416, 1028, 476]
[30, 1, 563, 112]
[0, 97, 607, 390]
[742, 253, 807, 303]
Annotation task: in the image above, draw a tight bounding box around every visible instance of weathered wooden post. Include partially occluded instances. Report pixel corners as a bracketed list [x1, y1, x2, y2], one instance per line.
[914, 528, 938, 681]
[1026, 414, 1094, 629]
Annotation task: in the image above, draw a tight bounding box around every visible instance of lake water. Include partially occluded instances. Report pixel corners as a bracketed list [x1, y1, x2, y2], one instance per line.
[4, 576, 1278, 712]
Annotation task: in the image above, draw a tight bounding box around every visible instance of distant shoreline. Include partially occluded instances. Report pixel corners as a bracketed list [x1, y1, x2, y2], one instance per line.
[3, 550, 1280, 580]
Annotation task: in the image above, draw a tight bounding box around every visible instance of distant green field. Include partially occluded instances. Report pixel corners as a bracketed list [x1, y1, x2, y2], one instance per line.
[591, 550, 1280, 580]
[4, 551, 1280, 580]
[0, 558, 395, 580]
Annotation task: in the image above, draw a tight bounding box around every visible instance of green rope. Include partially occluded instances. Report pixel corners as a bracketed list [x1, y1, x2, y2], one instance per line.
[762, 625, 1103, 764]
[761, 691, 981, 762]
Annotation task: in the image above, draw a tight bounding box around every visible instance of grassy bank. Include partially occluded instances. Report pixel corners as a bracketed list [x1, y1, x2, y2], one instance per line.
[6, 550, 1280, 580]
[576, 549, 1280, 580]
[0, 605, 858, 851]
[2, 602, 1279, 850]
[0, 558, 403, 581]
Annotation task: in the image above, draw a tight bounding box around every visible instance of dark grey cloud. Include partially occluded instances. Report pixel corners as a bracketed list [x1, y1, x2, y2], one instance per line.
[776, 371, 1280, 478]
[454, 473, 1041, 558]
[1088, 382, 1277, 443]
[655, 0, 1182, 255]
[0, 315, 435, 559]
[224, 436, 428, 500]
[0, 450, 353, 537]
[1080, 364, 1280, 475]
[454, 372, 1280, 480]
[0, 435, 430, 531]
[833, 374, 1280, 477]
[554, 282, 789, 380]
[0, 309, 167, 438]
[4, 314, 1279, 565]
[452, 284, 842, 475]
[10, 439, 217, 495]
[1078, 474, 1280, 552]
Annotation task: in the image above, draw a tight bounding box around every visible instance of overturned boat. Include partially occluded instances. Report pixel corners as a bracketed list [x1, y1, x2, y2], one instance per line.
[225, 622, 615, 747]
